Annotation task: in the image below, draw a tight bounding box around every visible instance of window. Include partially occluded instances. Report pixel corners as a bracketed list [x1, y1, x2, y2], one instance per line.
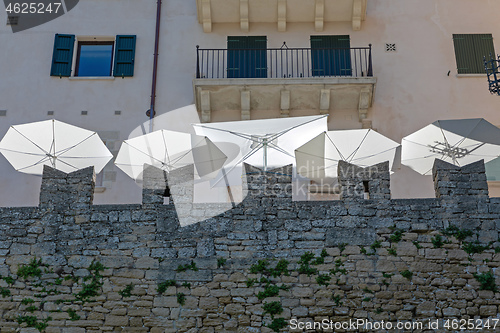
[227, 36, 267, 78]
[310, 35, 352, 77]
[50, 34, 136, 77]
[75, 42, 114, 77]
[6, 16, 19, 25]
[453, 34, 495, 74]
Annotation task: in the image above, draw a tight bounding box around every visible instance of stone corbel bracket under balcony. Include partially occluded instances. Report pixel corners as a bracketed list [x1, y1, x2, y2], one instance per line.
[193, 77, 376, 124]
[196, 0, 367, 33]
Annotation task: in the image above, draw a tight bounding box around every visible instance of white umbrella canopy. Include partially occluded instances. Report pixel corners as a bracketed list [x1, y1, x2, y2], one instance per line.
[193, 115, 328, 186]
[402, 118, 500, 175]
[295, 129, 400, 182]
[0, 119, 112, 175]
[114, 129, 227, 181]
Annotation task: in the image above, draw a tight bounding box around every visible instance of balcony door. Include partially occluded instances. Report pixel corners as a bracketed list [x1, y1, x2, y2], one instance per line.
[311, 35, 352, 77]
[227, 36, 267, 78]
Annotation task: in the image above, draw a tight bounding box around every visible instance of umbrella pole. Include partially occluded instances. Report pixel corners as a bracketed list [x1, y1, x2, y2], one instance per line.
[263, 138, 268, 172]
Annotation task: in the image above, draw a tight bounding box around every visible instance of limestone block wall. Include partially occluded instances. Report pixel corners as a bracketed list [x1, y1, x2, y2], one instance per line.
[0, 160, 499, 332]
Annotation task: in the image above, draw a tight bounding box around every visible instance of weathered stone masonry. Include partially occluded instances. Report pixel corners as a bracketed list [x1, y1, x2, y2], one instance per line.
[0, 159, 499, 332]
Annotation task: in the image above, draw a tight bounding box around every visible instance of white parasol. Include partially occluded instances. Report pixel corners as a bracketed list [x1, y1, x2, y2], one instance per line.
[0, 119, 112, 175]
[114, 129, 227, 181]
[402, 118, 500, 175]
[295, 129, 400, 182]
[193, 115, 328, 186]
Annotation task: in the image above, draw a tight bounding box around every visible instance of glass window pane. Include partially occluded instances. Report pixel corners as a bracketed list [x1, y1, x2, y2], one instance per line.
[77, 44, 113, 76]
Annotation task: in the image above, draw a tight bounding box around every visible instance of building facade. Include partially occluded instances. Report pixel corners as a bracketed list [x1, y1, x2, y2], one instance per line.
[0, 0, 499, 207]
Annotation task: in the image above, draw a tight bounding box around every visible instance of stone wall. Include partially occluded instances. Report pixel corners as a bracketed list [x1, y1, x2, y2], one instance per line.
[0, 160, 499, 332]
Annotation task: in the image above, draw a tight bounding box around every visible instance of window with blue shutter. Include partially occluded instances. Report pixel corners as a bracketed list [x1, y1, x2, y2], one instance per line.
[50, 34, 136, 78]
[310, 35, 352, 77]
[50, 34, 75, 77]
[113, 35, 136, 77]
[75, 42, 114, 76]
[453, 34, 495, 74]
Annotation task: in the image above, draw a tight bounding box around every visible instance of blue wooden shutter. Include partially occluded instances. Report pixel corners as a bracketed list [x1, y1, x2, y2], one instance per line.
[113, 35, 136, 77]
[227, 37, 243, 78]
[227, 36, 267, 78]
[50, 34, 75, 77]
[311, 35, 351, 77]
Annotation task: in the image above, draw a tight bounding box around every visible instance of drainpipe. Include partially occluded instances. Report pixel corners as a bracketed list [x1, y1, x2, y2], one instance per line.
[148, 0, 162, 133]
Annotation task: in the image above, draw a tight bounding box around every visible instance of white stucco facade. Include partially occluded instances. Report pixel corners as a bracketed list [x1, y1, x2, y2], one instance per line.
[0, 0, 499, 207]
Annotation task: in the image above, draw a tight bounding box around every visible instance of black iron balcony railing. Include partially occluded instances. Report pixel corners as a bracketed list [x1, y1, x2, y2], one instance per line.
[484, 54, 500, 96]
[196, 43, 372, 79]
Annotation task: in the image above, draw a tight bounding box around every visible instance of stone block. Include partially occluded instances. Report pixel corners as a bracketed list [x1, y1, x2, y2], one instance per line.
[225, 303, 245, 315]
[416, 301, 436, 316]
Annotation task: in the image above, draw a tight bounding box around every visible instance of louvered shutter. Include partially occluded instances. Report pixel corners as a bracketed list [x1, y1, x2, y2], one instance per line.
[453, 34, 495, 74]
[50, 34, 75, 77]
[311, 35, 352, 76]
[113, 35, 136, 77]
[227, 36, 267, 78]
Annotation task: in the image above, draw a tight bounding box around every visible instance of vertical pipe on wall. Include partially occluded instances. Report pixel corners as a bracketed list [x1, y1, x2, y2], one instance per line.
[149, 0, 162, 133]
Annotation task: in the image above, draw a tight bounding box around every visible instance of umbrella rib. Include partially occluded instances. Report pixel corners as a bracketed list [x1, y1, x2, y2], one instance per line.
[402, 153, 449, 162]
[124, 141, 170, 166]
[210, 143, 265, 187]
[121, 136, 196, 172]
[267, 142, 294, 158]
[16, 155, 51, 172]
[403, 138, 454, 155]
[56, 133, 99, 157]
[161, 131, 171, 169]
[276, 115, 328, 138]
[51, 119, 56, 167]
[205, 138, 217, 175]
[9, 126, 50, 155]
[174, 135, 210, 161]
[346, 129, 371, 163]
[296, 150, 342, 163]
[196, 116, 328, 174]
[48, 155, 113, 159]
[466, 152, 500, 157]
[403, 138, 437, 148]
[168, 151, 193, 168]
[164, 136, 209, 169]
[350, 147, 398, 163]
[271, 115, 329, 140]
[437, 123, 459, 165]
[452, 118, 483, 149]
[0, 148, 48, 156]
[325, 132, 347, 161]
[195, 115, 327, 142]
[190, 137, 219, 176]
[52, 157, 80, 171]
[403, 137, 457, 163]
[466, 142, 487, 155]
[193, 124, 256, 141]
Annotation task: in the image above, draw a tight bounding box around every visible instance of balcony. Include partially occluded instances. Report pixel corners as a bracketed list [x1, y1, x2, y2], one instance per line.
[196, 0, 367, 33]
[193, 44, 376, 124]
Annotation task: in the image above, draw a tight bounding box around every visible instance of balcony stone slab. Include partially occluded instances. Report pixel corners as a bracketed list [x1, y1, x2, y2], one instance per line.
[196, 0, 367, 32]
[193, 77, 376, 123]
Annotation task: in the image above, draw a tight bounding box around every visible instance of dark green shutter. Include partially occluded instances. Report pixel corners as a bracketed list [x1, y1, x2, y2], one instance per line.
[474, 34, 495, 73]
[113, 35, 136, 77]
[311, 35, 352, 76]
[453, 34, 495, 74]
[50, 34, 75, 77]
[227, 36, 267, 78]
